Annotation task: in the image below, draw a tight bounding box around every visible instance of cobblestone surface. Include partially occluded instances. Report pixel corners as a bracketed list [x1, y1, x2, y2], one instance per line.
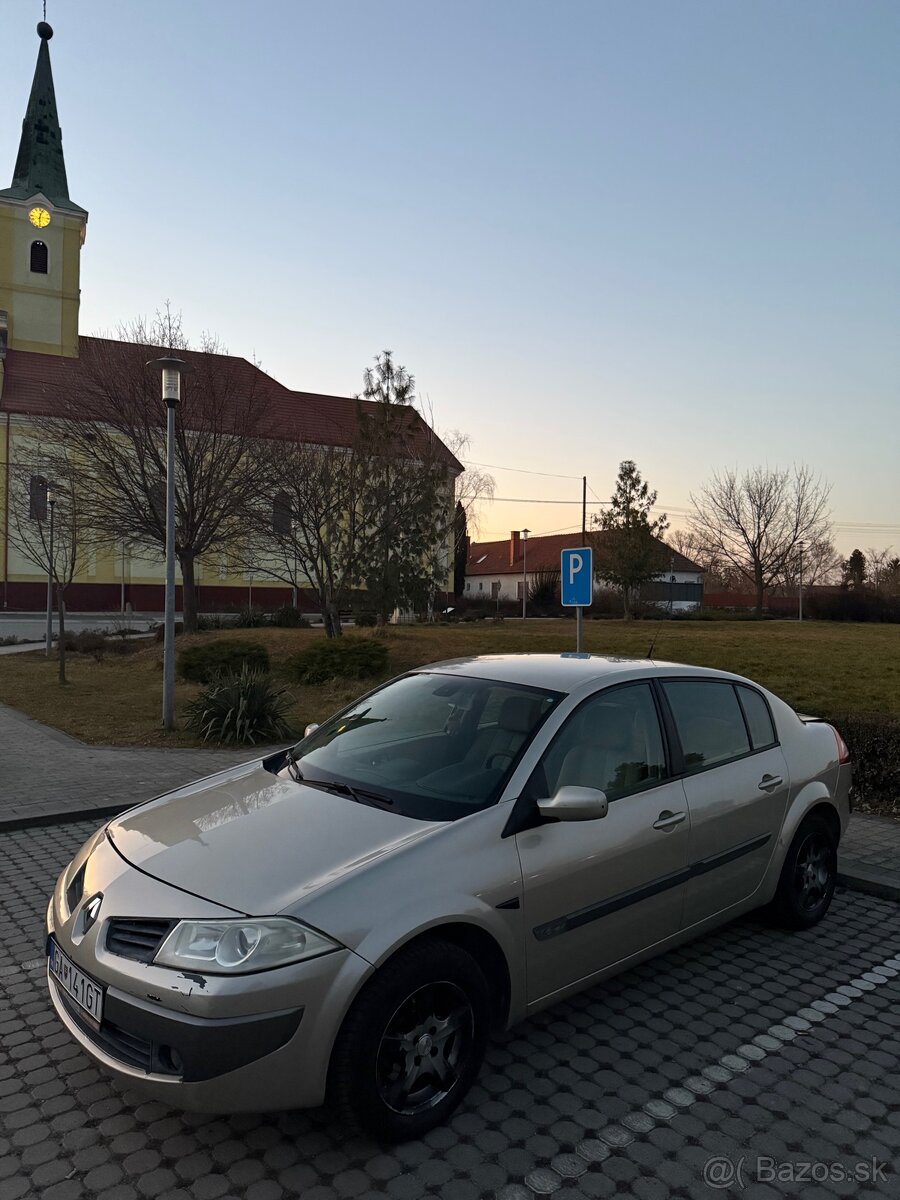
[839, 814, 900, 895]
[1, 821, 899, 1198]
[0, 703, 246, 825]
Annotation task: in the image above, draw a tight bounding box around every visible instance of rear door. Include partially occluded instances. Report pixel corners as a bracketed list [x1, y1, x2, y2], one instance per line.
[516, 681, 690, 1003]
[660, 679, 791, 927]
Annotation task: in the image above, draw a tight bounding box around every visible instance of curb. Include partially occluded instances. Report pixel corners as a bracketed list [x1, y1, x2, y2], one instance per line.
[837, 864, 900, 904]
[0, 803, 132, 835]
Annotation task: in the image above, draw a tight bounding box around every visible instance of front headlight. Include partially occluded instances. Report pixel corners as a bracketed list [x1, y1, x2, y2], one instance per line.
[153, 918, 342, 975]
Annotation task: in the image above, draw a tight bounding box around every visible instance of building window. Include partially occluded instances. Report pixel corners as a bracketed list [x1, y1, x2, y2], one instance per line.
[517, 580, 524, 600]
[30, 241, 48, 274]
[491, 581, 501, 599]
[478, 581, 483, 592]
[272, 491, 291, 536]
[29, 475, 48, 521]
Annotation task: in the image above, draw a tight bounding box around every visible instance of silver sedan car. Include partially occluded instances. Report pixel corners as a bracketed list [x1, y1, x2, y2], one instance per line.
[46, 654, 851, 1140]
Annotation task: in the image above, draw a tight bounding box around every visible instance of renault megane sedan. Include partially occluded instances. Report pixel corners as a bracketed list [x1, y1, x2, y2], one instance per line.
[46, 654, 852, 1140]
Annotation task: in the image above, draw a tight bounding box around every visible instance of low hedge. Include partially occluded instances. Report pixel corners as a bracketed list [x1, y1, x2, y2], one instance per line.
[824, 711, 900, 814]
[178, 638, 270, 684]
[286, 635, 388, 684]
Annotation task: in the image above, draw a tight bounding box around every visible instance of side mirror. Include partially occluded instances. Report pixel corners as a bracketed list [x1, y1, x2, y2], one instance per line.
[537, 786, 609, 822]
[304, 723, 320, 738]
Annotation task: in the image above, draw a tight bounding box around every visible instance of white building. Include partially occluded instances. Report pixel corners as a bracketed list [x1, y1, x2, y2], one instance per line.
[464, 530, 703, 610]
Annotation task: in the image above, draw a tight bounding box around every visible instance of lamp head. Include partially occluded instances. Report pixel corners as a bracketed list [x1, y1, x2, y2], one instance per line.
[147, 356, 191, 404]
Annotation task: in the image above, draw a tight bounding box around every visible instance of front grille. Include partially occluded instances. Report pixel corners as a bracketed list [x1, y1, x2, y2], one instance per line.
[106, 918, 177, 964]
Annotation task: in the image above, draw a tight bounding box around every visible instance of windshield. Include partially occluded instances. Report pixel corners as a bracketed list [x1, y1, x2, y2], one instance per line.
[286, 672, 563, 821]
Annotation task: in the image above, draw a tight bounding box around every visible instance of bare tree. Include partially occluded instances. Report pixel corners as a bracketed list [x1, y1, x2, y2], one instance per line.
[233, 440, 365, 638]
[6, 444, 92, 682]
[33, 306, 276, 632]
[776, 536, 841, 593]
[689, 465, 832, 616]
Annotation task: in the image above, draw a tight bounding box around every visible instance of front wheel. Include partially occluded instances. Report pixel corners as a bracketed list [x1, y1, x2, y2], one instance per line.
[768, 814, 838, 929]
[328, 939, 490, 1142]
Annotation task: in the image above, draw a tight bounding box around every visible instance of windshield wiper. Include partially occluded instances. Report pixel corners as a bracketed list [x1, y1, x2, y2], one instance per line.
[303, 777, 397, 811]
[283, 748, 304, 783]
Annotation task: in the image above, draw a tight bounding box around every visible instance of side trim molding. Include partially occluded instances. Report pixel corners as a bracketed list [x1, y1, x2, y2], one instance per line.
[532, 833, 771, 942]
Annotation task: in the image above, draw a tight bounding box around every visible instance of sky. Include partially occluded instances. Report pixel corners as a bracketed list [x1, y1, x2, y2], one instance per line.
[2, 0, 898, 556]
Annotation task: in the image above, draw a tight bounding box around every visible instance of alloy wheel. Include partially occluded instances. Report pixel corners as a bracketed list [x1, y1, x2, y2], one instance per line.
[794, 833, 833, 912]
[375, 980, 474, 1115]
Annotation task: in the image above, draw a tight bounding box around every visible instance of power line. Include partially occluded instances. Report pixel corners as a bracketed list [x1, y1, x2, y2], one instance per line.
[460, 458, 584, 481]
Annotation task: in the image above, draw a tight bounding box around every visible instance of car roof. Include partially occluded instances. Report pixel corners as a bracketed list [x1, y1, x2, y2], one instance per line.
[413, 653, 750, 694]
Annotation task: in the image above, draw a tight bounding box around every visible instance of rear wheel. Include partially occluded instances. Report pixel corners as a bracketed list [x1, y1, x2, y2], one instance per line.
[768, 814, 838, 929]
[328, 939, 489, 1142]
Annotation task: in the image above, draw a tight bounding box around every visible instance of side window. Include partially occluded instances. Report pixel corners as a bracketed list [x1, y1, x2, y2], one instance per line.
[663, 681, 751, 773]
[528, 682, 667, 801]
[737, 686, 777, 750]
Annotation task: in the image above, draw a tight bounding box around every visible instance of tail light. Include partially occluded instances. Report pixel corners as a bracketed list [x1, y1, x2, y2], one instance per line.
[829, 725, 851, 764]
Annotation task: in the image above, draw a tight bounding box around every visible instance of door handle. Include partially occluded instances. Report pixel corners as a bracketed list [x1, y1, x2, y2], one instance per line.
[653, 810, 687, 831]
[758, 774, 784, 792]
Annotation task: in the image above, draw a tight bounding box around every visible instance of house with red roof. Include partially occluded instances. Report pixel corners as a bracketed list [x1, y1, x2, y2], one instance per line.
[0, 24, 459, 613]
[465, 530, 704, 611]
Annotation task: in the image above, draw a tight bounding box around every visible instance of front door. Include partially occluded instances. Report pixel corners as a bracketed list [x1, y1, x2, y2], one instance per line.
[516, 682, 690, 1004]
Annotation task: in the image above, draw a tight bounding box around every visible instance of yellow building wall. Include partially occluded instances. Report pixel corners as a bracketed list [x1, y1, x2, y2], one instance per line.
[0, 199, 84, 358]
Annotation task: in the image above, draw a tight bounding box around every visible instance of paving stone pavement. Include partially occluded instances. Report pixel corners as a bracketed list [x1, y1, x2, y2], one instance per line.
[0, 703, 248, 826]
[839, 815, 900, 899]
[1, 821, 899, 1199]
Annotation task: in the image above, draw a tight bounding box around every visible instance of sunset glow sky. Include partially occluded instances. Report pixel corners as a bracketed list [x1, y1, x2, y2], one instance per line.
[3, 1, 898, 554]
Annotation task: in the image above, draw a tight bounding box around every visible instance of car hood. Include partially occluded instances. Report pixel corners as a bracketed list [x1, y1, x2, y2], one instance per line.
[106, 760, 442, 915]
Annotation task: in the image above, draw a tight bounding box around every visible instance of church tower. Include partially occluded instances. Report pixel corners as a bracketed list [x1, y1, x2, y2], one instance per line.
[0, 22, 87, 358]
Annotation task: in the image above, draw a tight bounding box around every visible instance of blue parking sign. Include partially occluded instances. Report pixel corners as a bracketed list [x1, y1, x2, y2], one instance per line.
[561, 547, 593, 607]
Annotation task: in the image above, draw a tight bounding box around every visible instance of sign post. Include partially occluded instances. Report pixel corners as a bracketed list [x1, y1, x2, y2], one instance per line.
[561, 547, 593, 652]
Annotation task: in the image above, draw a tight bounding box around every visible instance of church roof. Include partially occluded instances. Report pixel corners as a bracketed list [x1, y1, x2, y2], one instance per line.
[0, 337, 463, 470]
[0, 23, 86, 215]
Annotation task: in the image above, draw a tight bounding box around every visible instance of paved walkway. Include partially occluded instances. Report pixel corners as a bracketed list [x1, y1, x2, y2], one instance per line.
[839, 811, 900, 900]
[0, 703, 249, 827]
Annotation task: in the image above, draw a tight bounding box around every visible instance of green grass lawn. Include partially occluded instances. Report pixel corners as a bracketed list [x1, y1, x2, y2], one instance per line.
[0, 618, 897, 748]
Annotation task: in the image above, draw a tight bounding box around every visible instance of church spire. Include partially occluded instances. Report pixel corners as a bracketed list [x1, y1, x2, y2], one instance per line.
[0, 23, 85, 213]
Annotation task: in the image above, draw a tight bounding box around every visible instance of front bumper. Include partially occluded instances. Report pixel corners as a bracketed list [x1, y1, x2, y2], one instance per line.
[46, 830, 373, 1112]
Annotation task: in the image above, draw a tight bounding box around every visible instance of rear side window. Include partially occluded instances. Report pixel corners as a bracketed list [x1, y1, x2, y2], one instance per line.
[663, 681, 751, 773]
[737, 686, 777, 750]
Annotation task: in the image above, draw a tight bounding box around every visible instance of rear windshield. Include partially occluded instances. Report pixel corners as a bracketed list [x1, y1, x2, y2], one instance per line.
[290, 672, 563, 821]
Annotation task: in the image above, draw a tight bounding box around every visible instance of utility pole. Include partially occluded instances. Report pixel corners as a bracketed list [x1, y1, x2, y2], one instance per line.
[576, 475, 587, 652]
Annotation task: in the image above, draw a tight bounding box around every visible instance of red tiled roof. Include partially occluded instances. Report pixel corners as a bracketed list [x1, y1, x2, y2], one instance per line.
[467, 530, 703, 575]
[0, 337, 462, 469]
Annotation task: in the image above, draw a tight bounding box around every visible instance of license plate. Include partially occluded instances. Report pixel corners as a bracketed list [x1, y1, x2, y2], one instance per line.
[48, 939, 104, 1027]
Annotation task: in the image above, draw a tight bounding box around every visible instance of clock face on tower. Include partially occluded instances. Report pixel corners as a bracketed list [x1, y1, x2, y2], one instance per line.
[28, 207, 51, 229]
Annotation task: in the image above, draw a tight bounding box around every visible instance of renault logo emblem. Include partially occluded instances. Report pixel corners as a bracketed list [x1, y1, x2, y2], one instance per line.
[81, 894, 102, 932]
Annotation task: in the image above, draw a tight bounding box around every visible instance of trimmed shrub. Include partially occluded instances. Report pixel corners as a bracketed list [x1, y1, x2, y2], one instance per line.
[269, 605, 310, 628]
[823, 712, 900, 811]
[286, 635, 388, 684]
[353, 609, 378, 627]
[805, 591, 900, 623]
[63, 630, 107, 658]
[178, 639, 270, 684]
[184, 665, 293, 745]
[196, 613, 239, 631]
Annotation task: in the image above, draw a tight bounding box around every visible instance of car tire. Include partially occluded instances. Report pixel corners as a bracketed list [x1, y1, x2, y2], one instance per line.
[328, 938, 490, 1142]
[768, 813, 838, 930]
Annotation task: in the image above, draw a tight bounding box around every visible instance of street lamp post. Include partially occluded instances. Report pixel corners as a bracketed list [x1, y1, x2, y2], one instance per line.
[44, 487, 55, 656]
[521, 528, 530, 620]
[148, 357, 189, 730]
[798, 540, 805, 622]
